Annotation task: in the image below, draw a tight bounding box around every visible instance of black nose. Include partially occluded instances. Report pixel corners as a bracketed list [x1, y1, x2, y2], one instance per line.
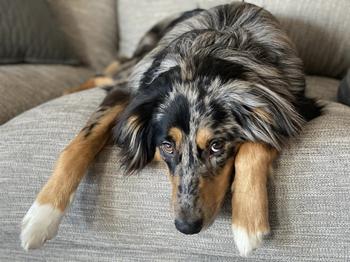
[174, 218, 203, 235]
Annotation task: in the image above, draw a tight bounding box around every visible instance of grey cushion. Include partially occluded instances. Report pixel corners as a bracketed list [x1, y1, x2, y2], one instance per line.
[48, 0, 118, 71]
[0, 0, 79, 65]
[0, 83, 349, 260]
[118, 0, 350, 78]
[0, 65, 92, 124]
[306, 76, 340, 102]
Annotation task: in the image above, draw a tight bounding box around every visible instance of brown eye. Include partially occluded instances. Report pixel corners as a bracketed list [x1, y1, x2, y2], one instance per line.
[210, 140, 224, 154]
[161, 141, 174, 154]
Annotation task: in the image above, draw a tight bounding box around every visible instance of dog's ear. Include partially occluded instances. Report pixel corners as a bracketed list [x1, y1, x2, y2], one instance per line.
[226, 83, 304, 149]
[113, 92, 160, 173]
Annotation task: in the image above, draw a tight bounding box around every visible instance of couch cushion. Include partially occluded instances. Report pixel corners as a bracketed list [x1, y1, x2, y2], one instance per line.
[0, 88, 349, 261]
[306, 76, 339, 102]
[118, 0, 350, 78]
[0, 65, 92, 124]
[48, 0, 118, 71]
[246, 0, 350, 78]
[0, 0, 80, 65]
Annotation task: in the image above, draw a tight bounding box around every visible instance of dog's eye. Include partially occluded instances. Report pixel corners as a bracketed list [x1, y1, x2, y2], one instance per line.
[210, 140, 224, 154]
[161, 141, 174, 155]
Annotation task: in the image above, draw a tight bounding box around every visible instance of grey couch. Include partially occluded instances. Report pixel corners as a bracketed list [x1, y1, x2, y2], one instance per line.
[1, 0, 349, 261]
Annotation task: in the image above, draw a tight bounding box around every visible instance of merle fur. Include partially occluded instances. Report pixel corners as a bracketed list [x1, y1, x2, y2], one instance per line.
[111, 2, 322, 174]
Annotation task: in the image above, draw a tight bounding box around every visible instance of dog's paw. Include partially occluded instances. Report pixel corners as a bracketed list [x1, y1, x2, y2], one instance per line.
[232, 225, 269, 257]
[21, 202, 63, 250]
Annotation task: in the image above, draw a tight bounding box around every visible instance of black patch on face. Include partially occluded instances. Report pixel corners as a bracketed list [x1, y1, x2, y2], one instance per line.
[162, 94, 190, 134]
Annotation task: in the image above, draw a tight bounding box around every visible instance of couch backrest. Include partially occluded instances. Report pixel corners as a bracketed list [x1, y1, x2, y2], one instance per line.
[118, 0, 350, 78]
[48, 0, 118, 72]
[247, 0, 350, 78]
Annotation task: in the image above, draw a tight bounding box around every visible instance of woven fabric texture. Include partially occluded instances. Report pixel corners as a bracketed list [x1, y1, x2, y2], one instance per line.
[48, 0, 118, 71]
[0, 65, 92, 124]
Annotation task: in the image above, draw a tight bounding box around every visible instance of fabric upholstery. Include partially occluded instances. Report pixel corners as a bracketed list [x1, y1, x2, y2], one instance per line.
[0, 0, 79, 65]
[0, 85, 349, 261]
[0, 65, 92, 124]
[118, 0, 350, 78]
[246, 0, 350, 78]
[305, 76, 339, 102]
[338, 69, 350, 106]
[48, 0, 118, 71]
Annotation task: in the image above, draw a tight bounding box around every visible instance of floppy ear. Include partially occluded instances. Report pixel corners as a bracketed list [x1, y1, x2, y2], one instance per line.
[228, 83, 304, 150]
[113, 92, 160, 173]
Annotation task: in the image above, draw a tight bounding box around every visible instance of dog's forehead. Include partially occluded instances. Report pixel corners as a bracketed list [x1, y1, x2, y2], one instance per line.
[166, 124, 216, 157]
[162, 81, 229, 130]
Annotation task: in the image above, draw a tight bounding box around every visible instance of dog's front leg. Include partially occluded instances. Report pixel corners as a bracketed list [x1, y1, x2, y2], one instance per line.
[231, 142, 277, 256]
[20, 90, 129, 250]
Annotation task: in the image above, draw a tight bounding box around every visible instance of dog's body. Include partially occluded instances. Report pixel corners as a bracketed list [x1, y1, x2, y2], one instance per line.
[21, 3, 321, 256]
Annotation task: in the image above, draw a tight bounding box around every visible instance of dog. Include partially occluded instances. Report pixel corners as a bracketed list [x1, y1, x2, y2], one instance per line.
[20, 2, 321, 256]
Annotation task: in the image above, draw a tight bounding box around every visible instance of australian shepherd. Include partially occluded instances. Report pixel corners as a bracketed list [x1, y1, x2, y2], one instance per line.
[21, 2, 321, 256]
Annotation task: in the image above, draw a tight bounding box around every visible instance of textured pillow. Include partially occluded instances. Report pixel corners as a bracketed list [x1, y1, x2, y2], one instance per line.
[0, 0, 79, 65]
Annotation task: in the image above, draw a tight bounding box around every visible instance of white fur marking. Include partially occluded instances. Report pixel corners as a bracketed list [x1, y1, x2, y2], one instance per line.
[21, 202, 63, 250]
[232, 225, 266, 257]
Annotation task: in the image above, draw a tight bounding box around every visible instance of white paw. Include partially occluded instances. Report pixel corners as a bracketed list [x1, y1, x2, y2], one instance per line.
[232, 225, 268, 257]
[21, 202, 63, 250]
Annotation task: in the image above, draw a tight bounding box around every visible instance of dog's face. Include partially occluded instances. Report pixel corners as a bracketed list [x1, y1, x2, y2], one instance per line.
[159, 123, 235, 234]
[154, 90, 237, 234]
[114, 56, 303, 234]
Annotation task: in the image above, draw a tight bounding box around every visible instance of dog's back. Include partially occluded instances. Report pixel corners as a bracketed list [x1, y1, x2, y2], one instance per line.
[131, 3, 304, 97]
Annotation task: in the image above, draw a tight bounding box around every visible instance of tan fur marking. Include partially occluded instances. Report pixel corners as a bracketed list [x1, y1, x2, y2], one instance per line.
[169, 127, 183, 148]
[94, 77, 115, 86]
[232, 142, 278, 234]
[199, 158, 234, 223]
[37, 105, 127, 211]
[168, 173, 180, 212]
[127, 115, 139, 128]
[103, 61, 122, 76]
[253, 108, 273, 124]
[153, 148, 162, 162]
[196, 128, 213, 150]
[180, 61, 194, 81]
[63, 77, 114, 95]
